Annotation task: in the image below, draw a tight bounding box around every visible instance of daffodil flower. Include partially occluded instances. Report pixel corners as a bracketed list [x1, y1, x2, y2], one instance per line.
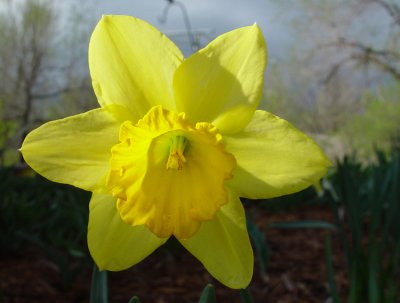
[20, 16, 330, 289]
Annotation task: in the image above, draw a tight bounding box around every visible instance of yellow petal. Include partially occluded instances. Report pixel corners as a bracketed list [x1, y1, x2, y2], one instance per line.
[89, 15, 184, 116]
[88, 193, 166, 271]
[173, 24, 267, 134]
[20, 106, 130, 192]
[225, 110, 331, 199]
[180, 192, 253, 289]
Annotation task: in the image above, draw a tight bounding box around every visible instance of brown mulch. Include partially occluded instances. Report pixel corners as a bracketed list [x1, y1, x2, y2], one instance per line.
[0, 204, 348, 303]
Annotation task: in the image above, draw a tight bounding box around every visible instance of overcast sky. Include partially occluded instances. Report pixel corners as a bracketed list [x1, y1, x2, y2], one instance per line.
[84, 0, 290, 58]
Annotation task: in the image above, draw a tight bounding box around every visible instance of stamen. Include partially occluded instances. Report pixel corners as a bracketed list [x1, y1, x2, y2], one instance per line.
[166, 135, 187, 170]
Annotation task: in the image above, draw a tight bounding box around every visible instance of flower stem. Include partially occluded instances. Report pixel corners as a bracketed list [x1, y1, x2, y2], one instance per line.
[239, 287, 254, 303]
[90, 263, 108, 303]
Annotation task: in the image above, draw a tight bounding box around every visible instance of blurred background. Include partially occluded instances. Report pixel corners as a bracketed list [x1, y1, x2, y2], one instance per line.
[0, 0, 399, 302]
[1, 0, 399, 164]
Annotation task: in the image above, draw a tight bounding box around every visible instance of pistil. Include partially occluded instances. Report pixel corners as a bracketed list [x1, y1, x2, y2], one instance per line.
[166, 135, 187, 170]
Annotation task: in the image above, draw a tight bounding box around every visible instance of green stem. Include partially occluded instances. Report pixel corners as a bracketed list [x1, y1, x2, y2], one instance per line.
[90, 263, 108, 303]
[239, 287, 254, 303]
[325, 234, 341, 303]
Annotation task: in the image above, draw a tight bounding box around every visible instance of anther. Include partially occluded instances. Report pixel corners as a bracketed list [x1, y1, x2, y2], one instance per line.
[166, 136, 187, 170]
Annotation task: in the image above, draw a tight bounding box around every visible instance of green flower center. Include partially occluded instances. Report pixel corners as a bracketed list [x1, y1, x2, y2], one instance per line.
[166, 135, 187, 170]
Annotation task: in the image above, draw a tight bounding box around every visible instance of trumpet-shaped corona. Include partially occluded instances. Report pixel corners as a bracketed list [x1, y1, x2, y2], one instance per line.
[106, 106, 236, 239]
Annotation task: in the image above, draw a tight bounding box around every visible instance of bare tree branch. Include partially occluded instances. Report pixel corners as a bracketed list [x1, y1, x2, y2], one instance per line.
[31, 84, 92, 100]
[371, 0, 400, 25]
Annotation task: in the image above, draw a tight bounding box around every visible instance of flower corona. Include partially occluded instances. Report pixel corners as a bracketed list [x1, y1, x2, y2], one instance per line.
[106, 106, 235, 239]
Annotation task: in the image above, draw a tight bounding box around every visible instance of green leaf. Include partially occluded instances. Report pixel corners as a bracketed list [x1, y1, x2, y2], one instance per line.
[368, 244, 380, 303]
[198, 284, 217, 303]
[128, 296, 141, 303]
[268, 220, 336, 229]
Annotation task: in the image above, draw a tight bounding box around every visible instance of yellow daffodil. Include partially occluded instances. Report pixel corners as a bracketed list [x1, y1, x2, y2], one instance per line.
[20, 15, 330, 289]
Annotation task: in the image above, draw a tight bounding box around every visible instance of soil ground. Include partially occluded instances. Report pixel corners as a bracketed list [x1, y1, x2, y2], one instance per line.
[0, 203, 348, 303]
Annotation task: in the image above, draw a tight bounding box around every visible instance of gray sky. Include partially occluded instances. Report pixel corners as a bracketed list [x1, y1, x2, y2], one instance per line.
[85, 0, 290, 58]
